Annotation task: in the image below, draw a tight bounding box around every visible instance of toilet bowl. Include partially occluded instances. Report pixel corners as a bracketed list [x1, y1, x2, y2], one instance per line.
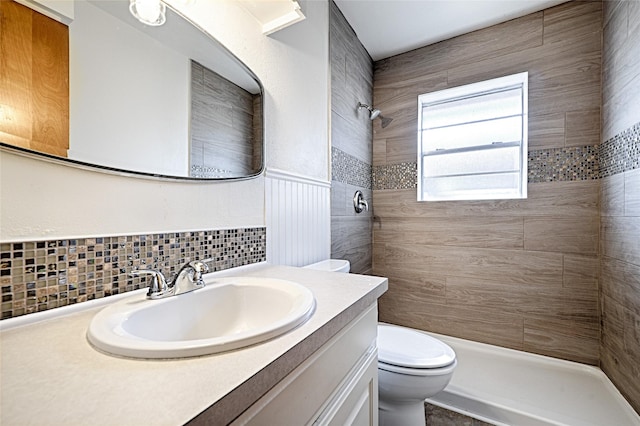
[377, 323, 457, 426]
[303, 259, 457, 425]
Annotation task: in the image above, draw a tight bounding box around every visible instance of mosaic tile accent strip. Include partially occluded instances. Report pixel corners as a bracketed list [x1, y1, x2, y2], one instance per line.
[331, 147, 372, 189]
[190, 165, 234, 178]
[373, 145, 601, 190]
[528, 145, 599, 183]
[0, 227, 266, 320]
[373, 122, 640, 190]
[373, 162, 417, 190]
[599, 121, 640, 178]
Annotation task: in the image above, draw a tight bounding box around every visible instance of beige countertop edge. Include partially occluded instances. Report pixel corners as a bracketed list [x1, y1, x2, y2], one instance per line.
[0, 264, 388, 426]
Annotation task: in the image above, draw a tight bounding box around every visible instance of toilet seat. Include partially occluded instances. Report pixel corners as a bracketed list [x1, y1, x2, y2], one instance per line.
[378, 324, 456, 372]
[379, 358, 458, 376]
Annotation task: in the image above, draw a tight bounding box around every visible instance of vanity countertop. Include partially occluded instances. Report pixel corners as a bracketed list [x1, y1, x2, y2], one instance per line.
[0, 263, 387, 425]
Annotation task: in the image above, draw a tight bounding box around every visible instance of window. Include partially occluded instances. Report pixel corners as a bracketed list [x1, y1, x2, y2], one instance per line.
[417, 72, 528, 201]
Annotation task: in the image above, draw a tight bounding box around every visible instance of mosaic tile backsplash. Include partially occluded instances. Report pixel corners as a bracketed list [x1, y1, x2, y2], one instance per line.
[0, 227, 266, 320]
[372, 121, 639, 190]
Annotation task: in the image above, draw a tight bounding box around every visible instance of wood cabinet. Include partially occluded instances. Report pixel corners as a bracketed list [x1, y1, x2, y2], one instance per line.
[0, 0, 69, 156]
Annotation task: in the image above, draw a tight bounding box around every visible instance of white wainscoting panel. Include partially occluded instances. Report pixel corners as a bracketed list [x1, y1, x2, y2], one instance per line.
[265, 168, 331, 267]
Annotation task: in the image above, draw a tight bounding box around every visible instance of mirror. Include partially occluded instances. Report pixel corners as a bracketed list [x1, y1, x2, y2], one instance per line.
[0, 0, 264, 180]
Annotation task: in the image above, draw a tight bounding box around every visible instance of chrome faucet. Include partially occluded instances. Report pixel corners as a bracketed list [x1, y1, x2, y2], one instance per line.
[172, 259, 209, 296]
[130, 259, 211, 300]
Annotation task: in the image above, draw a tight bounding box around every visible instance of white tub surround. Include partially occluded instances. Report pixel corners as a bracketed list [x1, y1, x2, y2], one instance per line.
[0, 263, 387, 425]
[426, 332, 640, 426]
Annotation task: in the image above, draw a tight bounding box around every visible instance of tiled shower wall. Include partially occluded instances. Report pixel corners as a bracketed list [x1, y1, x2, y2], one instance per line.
[0, 227, 266, 320]
[599, 0, 640, 414]
[329, 1, 373, 274]
[372, 1, 602, 364]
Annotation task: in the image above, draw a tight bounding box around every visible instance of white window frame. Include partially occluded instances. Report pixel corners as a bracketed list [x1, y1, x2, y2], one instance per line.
[417, 72, 528, 201]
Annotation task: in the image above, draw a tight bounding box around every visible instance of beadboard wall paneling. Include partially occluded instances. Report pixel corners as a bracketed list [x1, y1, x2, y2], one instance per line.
[330, 1, 373, 274]
[372, 1, 602, 364]
[265, 169, 331, 267]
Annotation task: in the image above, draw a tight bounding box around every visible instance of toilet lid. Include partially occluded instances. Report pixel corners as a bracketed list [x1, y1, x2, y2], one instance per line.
[377, 324, 456, 369]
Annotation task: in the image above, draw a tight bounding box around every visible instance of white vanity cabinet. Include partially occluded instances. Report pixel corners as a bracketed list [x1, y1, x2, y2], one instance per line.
[0, 265, 388, 426]
[233, 303, 379, 425]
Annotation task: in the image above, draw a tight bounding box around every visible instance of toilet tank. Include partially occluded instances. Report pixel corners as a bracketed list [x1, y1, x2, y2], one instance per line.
[303, 259, 350, 273]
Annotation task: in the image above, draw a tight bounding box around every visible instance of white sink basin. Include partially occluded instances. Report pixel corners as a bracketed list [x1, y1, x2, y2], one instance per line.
[87, 277, 315, 359]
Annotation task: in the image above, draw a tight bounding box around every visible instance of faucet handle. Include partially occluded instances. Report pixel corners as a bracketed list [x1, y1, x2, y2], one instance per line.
[353, 190, 369, 213]
[130, 269, 170, 299]
[189, 259, 211, 272]
[188, 259, 211, 284]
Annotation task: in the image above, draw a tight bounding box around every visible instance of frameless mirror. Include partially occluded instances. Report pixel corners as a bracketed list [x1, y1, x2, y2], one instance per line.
[0, 0, 264, 180]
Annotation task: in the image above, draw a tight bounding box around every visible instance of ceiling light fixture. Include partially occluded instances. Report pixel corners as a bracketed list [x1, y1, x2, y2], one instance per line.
[129, 0, 166, 26]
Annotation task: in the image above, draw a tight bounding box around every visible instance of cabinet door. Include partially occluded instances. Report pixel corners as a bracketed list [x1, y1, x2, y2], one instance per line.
[232, 304, 378, 426]
[313, 347, 378, 426]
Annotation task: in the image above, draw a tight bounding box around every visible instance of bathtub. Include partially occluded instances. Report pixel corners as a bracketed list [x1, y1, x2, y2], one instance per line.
[425, 332, 640, 426]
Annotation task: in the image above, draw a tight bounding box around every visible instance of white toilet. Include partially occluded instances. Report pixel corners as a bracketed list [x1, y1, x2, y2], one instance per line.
[304, 259, 457, 426]
[377, 324, 457, 425]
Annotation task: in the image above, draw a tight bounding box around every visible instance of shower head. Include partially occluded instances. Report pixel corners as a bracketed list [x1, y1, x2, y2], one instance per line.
[357, 102, 392, 128]
[357, 102, 379, 119]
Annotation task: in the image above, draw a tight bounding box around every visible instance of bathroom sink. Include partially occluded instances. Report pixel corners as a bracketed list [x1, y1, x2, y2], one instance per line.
[87, 277, 315, 359]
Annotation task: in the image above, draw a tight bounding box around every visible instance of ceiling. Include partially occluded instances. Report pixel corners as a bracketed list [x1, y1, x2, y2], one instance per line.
[332, 0, 569, 61]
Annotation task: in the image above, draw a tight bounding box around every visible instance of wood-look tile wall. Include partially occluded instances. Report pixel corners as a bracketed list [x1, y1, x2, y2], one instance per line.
[372, 1, 602, 364]
[0, 0, 69, 157]
[600, 0, 640, 414]
[330, 1, 373, 274]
